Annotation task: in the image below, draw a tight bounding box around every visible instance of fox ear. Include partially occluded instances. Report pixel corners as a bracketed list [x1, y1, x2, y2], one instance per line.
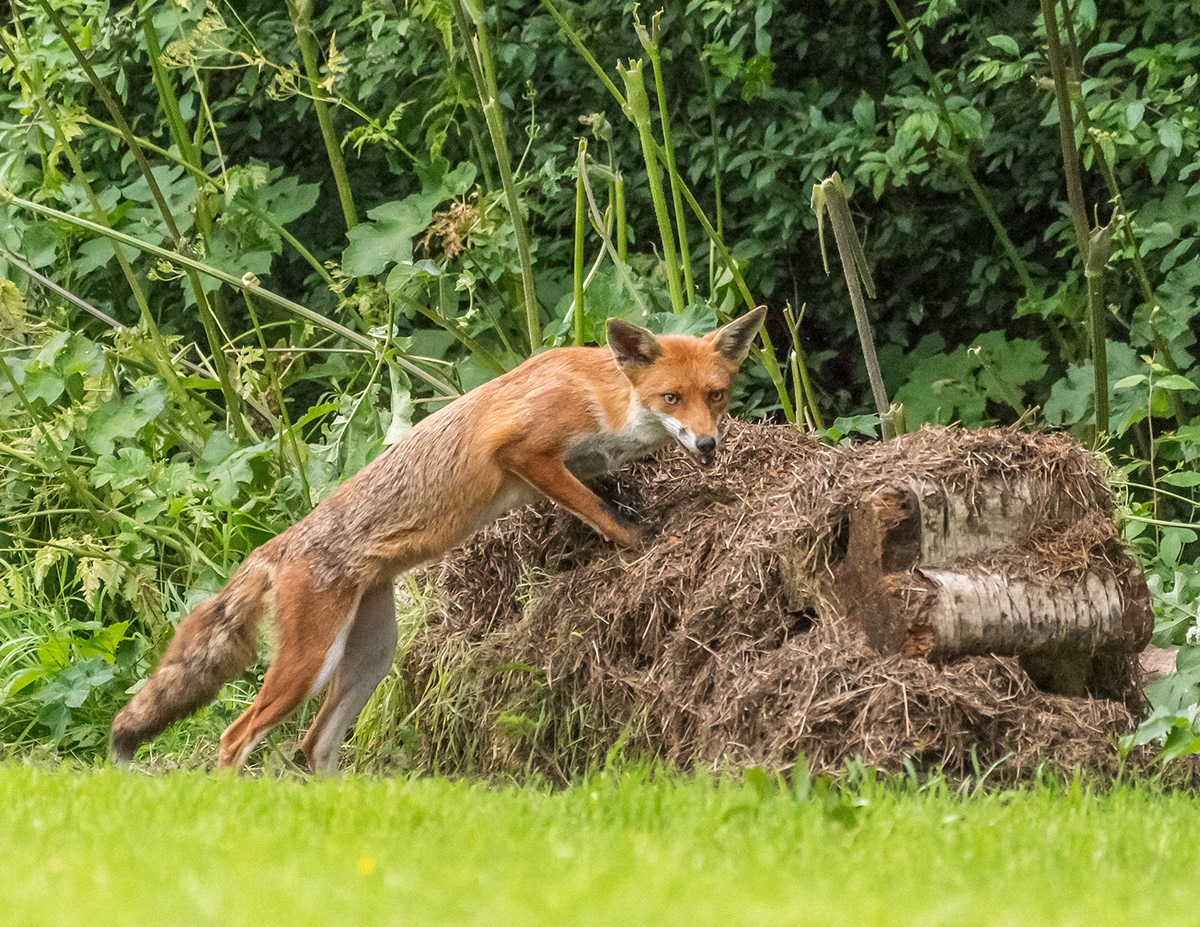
[707, 306, 767, 364]
[606, 318, 662, 370]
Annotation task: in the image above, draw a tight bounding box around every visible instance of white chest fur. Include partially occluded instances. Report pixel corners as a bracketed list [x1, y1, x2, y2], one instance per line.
[564, 403, 670, 479]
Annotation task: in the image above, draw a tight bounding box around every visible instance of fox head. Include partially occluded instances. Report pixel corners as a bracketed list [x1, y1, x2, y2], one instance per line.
[607, 307, 767, 466]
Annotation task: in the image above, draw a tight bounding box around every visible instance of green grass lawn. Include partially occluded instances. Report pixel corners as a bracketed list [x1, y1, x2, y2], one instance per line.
[2, 765, 1195, 927]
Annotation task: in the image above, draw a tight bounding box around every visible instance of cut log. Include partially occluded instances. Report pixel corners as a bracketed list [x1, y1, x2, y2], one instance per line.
[831, 478, 1152, 695]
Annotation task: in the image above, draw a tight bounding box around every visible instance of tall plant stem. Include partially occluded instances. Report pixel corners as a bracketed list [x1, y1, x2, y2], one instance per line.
[573, 139, 588, 346]
[619, 58, 685, 314]
[813, 174, 895, 438]
[882, 0, 1039, 299]
[34, 0, 249, 441]
[541, 0, 793, 420]
[784, 304, 824, 431]
[579, 166, 651, 319]
[638, 13, 694, 306]
[1055, 0, 1188, 431]
[1038, 0, 1091, 258]
[1039, 0, 1113, 437]
[243, 292, 313, 511]
[449, 0, 541, 351]
[141, 8, 234, 341]
[284, 0, 359, 234]
[0, 190, 460, 398]
[614, 172, 627, 264]
[141, 13, 220, 241]
[1086, 219, 1117, 440]
[699, 48, 725, 291]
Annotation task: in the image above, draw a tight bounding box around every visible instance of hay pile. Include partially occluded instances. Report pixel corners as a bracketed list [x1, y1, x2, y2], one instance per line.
[392, 423, 1149, 782]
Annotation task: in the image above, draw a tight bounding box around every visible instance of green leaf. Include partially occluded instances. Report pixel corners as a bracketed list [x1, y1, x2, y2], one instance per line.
[1149, 147, 1171, 184]
[85, 382, 167, 456]
[92, 448, 152, 490]
[987, 35, 1019, 56]
[1160, 471, 1200, 488]
[259, 175, 321, 225]
[852, 93, 876, 131]
[1159, 527, 1197, 568]
[1155, 374, 1199, 392]
[894, 347, 984, 427]
[1158, 121, 1183, 158]
[1044, 363, 1094, 427]
[1126, 101, 1145, 130]
[21, 363, 66, 406]
[203, 441, 273, 507]
[971, 331, 1047, 400]
[341, 165, 476, 278]
[37, 657, 114, 710]
[742, 53, 774, 103]
[1084, 42, 1125, 61]
[645, 301, 719, 336]
[58, 334, 104, 380]
[342, 190, 447, 277]
[20, 223, 60, 269]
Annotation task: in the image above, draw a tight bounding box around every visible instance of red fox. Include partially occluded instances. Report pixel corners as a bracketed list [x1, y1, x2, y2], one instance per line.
[110, 307, 767, 773]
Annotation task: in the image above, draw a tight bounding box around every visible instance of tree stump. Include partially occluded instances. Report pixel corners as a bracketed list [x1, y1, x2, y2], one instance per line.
[830, 478, 1153, 695]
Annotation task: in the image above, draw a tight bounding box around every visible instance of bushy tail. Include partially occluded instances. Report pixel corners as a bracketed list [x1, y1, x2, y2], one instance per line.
[110, 551, 276, 764]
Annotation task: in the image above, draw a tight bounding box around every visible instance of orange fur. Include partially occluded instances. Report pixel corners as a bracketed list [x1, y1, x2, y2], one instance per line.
[110, 308, 766, 773]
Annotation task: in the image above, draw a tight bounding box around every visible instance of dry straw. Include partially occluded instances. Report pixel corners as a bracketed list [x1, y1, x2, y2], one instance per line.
[387, 423, 1160, 783]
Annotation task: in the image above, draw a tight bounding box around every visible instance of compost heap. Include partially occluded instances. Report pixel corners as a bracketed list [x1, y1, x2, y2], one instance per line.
[396, 423, 1149, 781]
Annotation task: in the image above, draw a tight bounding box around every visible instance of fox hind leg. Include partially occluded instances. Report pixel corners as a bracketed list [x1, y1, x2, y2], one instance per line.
[300, 581, 398, 775]
[217, 567, 362, 771]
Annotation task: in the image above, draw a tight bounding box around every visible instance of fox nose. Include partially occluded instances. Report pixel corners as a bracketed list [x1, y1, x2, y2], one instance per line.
[696, 435, 717, 456]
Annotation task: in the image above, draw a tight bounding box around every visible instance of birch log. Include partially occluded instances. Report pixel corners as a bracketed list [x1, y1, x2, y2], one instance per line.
[831, 479, 1152, 695]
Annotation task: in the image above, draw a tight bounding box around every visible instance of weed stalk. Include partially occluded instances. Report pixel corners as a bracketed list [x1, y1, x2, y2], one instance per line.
[449, 0, 541, 351]
[619, 58, 685, 313]
[812, 174, 895, 439]
[0, 29, 208, 442]
[34, 0, 250, 441]
[0, 189, 460, 398]
[574, 139, 588, 346]
[285, 0, 359, 233]
[637, 13, 694, 306]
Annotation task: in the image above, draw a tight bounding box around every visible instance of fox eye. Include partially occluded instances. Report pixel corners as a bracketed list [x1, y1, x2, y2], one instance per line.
[662, 393, 681, 406]
[707, 389, 726, 404]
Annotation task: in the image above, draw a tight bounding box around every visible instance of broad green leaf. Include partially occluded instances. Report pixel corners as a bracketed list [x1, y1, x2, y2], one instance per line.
[92, 448, 152, 490]
[85, 382, 167, 456]
[1044, 362, 1094, 427]
[1155, 374, 1199, 392]
[204, 442, 273, 507]
[852, 93, 876, 131]
[342, 165, 477, 278]
[1126, 101, 1145, 129]
[342, 190, 448, 277]
[1160, 471, 1200, 488]
[1158, 120, 1183, 157]
[21, 364, 66, 405]
[1084, 42, 1125, 61]
[987, 35, 1019, 56]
